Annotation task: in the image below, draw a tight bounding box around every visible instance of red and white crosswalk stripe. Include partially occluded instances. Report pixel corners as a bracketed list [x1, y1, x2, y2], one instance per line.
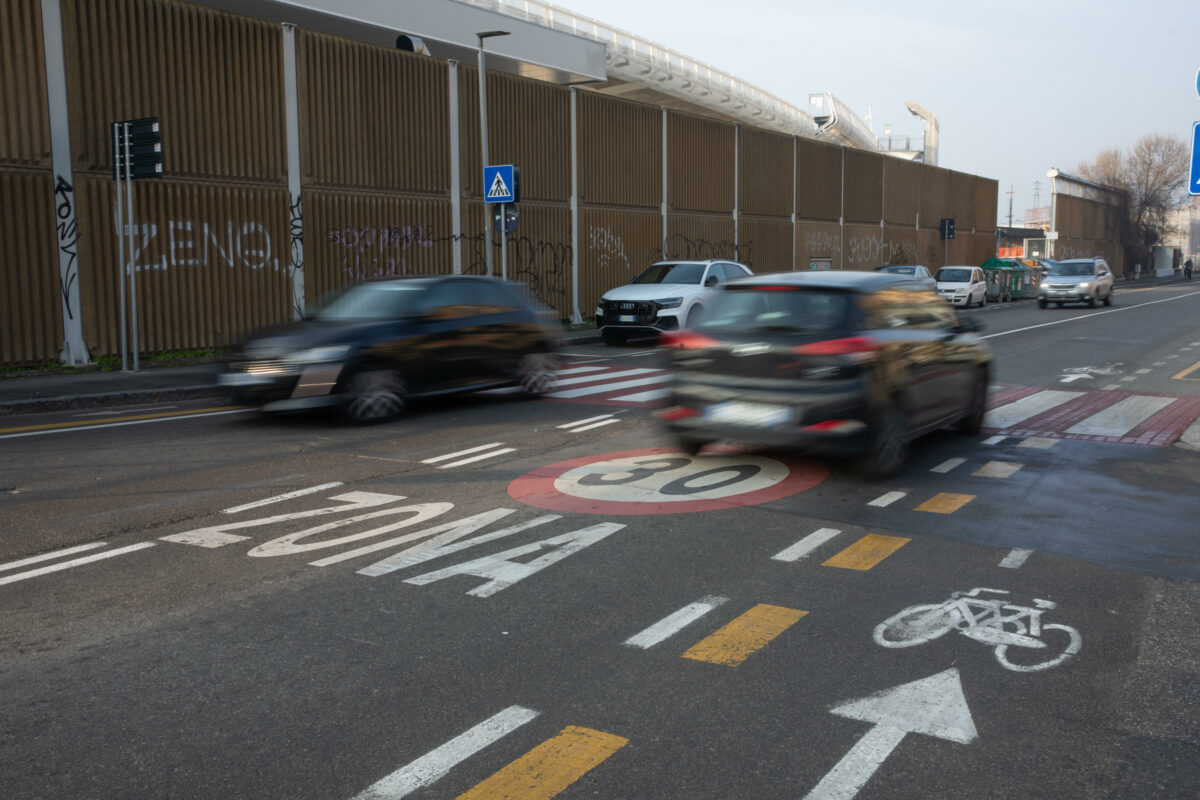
[985, 385, 1200, 446]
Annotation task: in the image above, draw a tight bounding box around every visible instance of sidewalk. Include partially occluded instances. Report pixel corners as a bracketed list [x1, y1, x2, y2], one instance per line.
[0, 329, 603, 417]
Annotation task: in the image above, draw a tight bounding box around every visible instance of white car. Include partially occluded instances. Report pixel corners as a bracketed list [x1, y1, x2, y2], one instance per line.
[935, 266, 988, 308]
[595, 260, 753, 345]
[874, 264, 936, 291]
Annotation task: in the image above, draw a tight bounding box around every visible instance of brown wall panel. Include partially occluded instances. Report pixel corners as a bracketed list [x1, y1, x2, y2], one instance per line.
[884, 158, 920, 227]
[579, 207, 662, 311]
[795, 138, 841, 222]
[0, 168, 59, 362]
[306, 190, 455, 304]
[664, 213, 735, 261]
[73, 174, 290, 354]
[920, 165, 951, 228]
[458, 66, 570, 202]
[739, 128, 792, 218]
[1, 0, 51, 166]
[577, 91, 660, 209]
[668, 113, 733, 214]
[63, 0, 286, 182]
[300, 31, 448, 194]
[1056, 195, 1082, 239]
[843, 150, 882, 224]
[949, 171, 976, 231]
[795, 221, 842, 270]
[975, 177, 997, 232]
[739, 217, 792, 273]
[842, 223, 917, 269]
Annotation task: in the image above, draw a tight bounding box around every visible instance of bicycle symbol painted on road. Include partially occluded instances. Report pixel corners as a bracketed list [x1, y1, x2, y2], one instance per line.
[1062, 362, 1124, 376]
[873, 587, 1082, 672]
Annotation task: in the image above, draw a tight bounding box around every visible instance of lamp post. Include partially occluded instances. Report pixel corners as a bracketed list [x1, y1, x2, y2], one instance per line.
[477, 29, 509, 277]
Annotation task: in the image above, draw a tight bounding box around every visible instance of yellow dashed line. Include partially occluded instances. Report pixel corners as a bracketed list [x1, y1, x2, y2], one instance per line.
[0, 406, 240, 434]
[682, 604, 807, 667]
[457, 726, 627, 800]
[1170, 359, 1200, 381]
[822, 534, 910, 570]
[972, 461, 1022, 478]
[916, 493, 975, 514]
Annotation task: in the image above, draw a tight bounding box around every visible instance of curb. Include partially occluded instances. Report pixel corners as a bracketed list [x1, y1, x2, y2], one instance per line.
[0, 385, 225, 417]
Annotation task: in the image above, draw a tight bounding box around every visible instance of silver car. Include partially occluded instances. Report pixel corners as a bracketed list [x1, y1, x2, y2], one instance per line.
[1037, 258, 1114, 308]
[874, 264, 936, 291]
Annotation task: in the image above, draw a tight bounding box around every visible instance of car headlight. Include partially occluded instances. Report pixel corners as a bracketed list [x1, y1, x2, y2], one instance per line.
[290, 345, 349, 364]
[954, 288, 967, 294]
[1078, 281, 1091, 290]
[655, 297, 684, 309]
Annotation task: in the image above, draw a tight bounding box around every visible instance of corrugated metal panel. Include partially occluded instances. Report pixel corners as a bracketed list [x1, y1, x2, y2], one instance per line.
[577, 91, 660, 209]
[1, 0, 51, 167]
[843, 150, 883, 224]
[918, 228, 948, 270]
[301, 31, 448, 194]
[307, 190, 454, 303]
[842, 224, 913, 269]
[738, 217, 792, 273]
[919, 165, 950, 229]
[795, 139, 841, 222]
[1057, 196, 1082, 239]
[974, 177, 997, 232]
[492, 202, 572, 317]
[739, 128, 792, 218]
[949, 171, 975, 230]
[458, 66, 570, 202]
[795, 221, 842, 270]
[73, 174, 291, 354]
[579, 207, 662, 312]
[884, 158, 920, 227]
[663, 213, 735, 261]
[668, 112, 734, 214]
[62, 0, 285, 182]
[0, 168, 59, 362]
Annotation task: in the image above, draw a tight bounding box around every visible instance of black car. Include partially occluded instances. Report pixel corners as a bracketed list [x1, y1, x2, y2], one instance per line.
[219, 276, 563, 422]
[657, 271, 991, 477]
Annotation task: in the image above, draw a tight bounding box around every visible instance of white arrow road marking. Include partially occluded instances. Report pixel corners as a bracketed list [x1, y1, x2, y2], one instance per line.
[1058, 374, 1093, 383]
[804, 669, 976, 800]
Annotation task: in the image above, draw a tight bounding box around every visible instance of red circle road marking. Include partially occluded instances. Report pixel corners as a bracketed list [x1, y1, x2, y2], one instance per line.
[507, 447, 827, 515]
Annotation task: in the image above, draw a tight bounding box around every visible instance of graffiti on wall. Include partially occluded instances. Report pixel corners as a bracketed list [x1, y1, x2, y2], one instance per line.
[847, 233, 917, 267]
[115, 219, 283, 273]
[587, 225, 631, 273]
[54, 176, 81, 320]
[326, 225, 434, 281]
[648, 233, 740, 265]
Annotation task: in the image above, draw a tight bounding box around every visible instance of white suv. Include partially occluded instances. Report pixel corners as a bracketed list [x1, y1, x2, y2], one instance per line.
[595, 260, 753, 345]
[935, 266, 988, 308]
[1037, 258, 1114, 308]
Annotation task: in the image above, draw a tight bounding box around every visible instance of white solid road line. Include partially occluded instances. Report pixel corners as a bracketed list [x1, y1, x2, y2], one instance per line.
[351, 706, 540, 800]
[222, 482, 344, 514]
[557, 414, 614, 429]
[624, 596, 729, 649]
[1064, 395, 1175, 437]
[999, 548, 1034, 569]
[772, 528, 842, 562]
[867, 491, 908, 508]
[0, 409, 249, 439]
[548, 374, 670, 399]
[981, 291, 1200, 340]
[984, 390, 1083, 429]
[567, 419, 622, 432]
[0, 542, 107, 573]
[0, 542, 157, 587]
[930, 458, 966, 474]
[435, 448, 518, 469]
[421, 443, 506, 464]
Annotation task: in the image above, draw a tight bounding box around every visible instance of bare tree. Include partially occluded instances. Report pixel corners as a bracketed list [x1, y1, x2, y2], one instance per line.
[1077, 133, 1189, 265]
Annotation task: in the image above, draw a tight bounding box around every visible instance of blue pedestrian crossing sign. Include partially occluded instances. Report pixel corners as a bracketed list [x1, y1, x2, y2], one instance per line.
[1190, 122, 1200, 196]
[484, 164, 519, 204]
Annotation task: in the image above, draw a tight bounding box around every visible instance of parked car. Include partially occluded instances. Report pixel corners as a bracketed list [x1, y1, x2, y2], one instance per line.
[219, 276, 563, 422]
[874, 264, 936, 290]
[1037, 258, 1114, 308]
[935, 266, 988, 307]
[595, 260, 753, 345]
[657, 271, 991, 478]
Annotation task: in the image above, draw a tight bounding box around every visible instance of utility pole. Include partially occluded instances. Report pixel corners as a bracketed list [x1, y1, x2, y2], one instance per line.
[1032, 180, 1041, 208]
[1007, 184, 1015, 229]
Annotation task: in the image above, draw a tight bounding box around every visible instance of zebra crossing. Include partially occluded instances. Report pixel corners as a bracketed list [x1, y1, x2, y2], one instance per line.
[482, 364, 672, 406]
[984, 384, 1200, 446]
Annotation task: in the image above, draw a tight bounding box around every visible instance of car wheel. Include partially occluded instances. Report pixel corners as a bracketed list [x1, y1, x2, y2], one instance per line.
[602, 331, 627, 347]
[1103, 290, 1112, 307]
[1055, 302, 1063, 308]
[676, 437, 707, 456]
[860, 407, 909, 480]
[342, 369, 407, 424]
[1037, 298, 1047, 309]
[686, 306, 704, 328]
[1087, 296, 1096, 308]
[958, 367, 988, 435]
[516, 351, 560, 397]
[979, 293, 986, 307]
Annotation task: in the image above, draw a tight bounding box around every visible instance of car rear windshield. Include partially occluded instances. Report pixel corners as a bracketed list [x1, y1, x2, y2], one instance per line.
[880, 266, 915, 274]
[632, 263, 705, 284]
[1049, 262, 1095, 276]
[936, 268, 973, 282]
[700, 287, 851, 333]
[315, 282, 425, 320]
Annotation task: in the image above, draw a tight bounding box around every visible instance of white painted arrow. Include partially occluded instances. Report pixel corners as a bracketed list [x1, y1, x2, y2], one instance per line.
[1059, 373, 1094, 383]
[804, 668, 977, 800]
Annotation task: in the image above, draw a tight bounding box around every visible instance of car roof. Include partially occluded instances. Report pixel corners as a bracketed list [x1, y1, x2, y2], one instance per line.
[649, 259, 741, 265]
[729, 270, 915, 291]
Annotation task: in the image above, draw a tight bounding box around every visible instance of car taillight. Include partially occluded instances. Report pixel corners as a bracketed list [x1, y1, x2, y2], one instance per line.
[792, 336, 879, 356]
[656, 406, 700, 421]
[660, 330, 720, 349]
[801, 419, 867, 434]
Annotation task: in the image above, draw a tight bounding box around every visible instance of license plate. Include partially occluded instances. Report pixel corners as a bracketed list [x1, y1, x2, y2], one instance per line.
[618, 314, 635, 322]
[704, 401, 791, 427]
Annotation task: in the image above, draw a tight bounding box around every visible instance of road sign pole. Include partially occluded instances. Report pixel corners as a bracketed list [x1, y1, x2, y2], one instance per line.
[123, 123, 139, 372]
[113, 123, 127, 371]
[500, 203, 508, 281]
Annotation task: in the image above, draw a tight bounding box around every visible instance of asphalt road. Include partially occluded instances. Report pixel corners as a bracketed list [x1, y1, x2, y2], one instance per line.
[2, 283, 1199, 799]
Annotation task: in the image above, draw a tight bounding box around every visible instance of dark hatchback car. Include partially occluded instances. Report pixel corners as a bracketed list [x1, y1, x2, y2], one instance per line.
[657, 271, 992, 477]
[219, 276, 563, 422]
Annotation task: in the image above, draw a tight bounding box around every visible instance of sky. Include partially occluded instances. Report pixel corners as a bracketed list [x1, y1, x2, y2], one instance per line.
[559, 0, 1199, 225]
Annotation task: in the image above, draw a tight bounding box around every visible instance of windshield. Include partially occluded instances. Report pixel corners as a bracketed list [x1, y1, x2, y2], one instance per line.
[314, 282, 425, 320]
[701, 287, 851, 333]
[936, 268, 973, 283]
[1049, 261, 1096, 277]
[879, 266, 916, 275]
[633, 263, 706, 285]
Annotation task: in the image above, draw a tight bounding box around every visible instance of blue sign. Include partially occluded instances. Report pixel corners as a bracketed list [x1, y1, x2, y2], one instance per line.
[483, 164, 518, 204]
[1191, 122, 1200, 196]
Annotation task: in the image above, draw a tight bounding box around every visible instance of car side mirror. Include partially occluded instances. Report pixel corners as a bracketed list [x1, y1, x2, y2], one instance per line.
[704, 275, 719, 287]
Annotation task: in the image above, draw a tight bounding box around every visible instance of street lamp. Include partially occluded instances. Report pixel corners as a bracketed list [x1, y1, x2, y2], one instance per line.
[477, 29, 509, 278]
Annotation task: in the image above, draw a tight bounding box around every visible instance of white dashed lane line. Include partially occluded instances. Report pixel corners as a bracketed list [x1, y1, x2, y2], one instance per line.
[0, 542, 157, 587]
[624, 596, 730, 649]
[999, 548, 1034, 569]
[421, 444, 517, 469]
[867, 491, 908, 508]
[771, 528, 842, 562]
